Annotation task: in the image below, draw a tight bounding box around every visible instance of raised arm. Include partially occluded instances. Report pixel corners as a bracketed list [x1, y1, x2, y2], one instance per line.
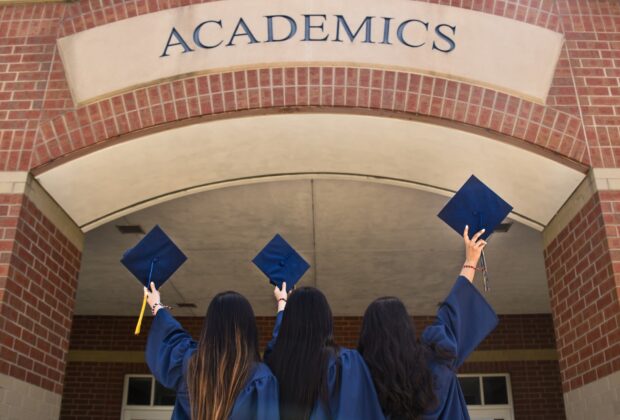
[264, 282, 287, 356]
[422, 226, 498, 367]
[144, 282, 197, 390]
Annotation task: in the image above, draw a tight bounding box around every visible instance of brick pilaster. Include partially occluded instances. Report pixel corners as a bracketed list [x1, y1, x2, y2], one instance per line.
[0, 192, 82, 397]
[544, 190, 620, 393]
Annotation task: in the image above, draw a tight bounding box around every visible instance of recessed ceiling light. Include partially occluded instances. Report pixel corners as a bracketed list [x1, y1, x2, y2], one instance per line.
[116, 225, 145, 234]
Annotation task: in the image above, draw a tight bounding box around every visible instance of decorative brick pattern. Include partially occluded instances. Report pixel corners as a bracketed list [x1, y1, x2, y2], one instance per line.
[30, 68, 589, 169]
[0, 193, 81, 394]
[544, 191, 620, 393]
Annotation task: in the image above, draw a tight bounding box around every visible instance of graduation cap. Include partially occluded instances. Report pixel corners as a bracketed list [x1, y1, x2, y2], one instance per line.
[252, 234, 310, 290]
[121, 225, 187, 335]
[437, 175, 513, 291]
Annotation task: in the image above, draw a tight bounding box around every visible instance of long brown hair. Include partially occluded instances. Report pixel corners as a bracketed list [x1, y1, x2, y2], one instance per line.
[186, 291, 260, 420]
[265, 287, 339, 420]
[358, 297, 440, 419]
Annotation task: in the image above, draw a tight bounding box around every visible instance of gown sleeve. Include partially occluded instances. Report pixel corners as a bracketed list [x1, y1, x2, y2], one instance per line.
[145, 309, 197, 391]
[327, 349, 386, 420]
[264, 310, 284, 357]
[231, 364, 280, 420]
[422, 276, 498, 368]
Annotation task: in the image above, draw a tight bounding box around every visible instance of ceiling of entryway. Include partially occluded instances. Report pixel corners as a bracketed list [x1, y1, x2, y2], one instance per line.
[36, 113, 584, 232]
[75, 178, 550, 317]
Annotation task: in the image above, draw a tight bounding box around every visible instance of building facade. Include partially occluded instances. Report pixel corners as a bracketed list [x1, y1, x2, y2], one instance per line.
[0, 1, 619, 419]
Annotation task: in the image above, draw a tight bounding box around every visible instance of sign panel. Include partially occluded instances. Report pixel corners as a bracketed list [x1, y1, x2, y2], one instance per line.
[58, 0, 563, 105]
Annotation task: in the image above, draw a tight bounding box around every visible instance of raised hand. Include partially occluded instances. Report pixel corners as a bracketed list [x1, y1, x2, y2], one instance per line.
[461, 226, 487, 283]
[274, 282, 288, 312]
[144, 282, 162, 312]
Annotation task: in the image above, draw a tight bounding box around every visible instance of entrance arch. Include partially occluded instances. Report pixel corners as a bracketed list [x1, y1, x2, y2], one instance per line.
[34, 112, 585, 232]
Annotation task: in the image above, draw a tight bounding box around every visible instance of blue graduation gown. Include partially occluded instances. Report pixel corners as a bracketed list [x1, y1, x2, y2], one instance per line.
[267, 311, 386, 420]
[421, 276, 499, 420]
[145, 309, 280, 420]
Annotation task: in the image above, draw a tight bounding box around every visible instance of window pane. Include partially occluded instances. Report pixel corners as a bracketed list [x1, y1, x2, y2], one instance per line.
[483, 376, 509, 405]
[127, 377, 152, 405]
[458, 377, 482, 405]
[154, 381, 177, 406]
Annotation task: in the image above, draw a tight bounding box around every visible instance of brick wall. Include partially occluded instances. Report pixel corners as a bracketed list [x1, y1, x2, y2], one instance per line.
[544, 191, 620, 393]
[60, 360, 564, 420]
[67, 313, 557, 352]
[60, 362, 150, 420]
[556, 1, 620, 167]
[1, 0, 620, 417]
[461, 361, 565, 420]
[0, 3, 66, 171]
[4, 0, 607, 172]
[60, 313, 564, 420]
[0, 193, 81, 394]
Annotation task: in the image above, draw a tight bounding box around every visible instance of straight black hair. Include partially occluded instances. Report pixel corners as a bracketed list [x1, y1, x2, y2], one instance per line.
[187, 291, 260, 420]
[265, 287, 339, 420]
[358, 297, 438, 420]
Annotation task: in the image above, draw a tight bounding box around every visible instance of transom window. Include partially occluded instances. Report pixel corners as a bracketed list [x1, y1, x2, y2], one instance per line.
[124, 375, 176, 406]
[457, 374, 515, 420]
[122, 375, 175, 420]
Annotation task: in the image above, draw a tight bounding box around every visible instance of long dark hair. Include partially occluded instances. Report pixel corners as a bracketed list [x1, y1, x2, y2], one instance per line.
[265, 287, 339, 420]
[358, 297, 438, 420]
[186, 291, 260, 420]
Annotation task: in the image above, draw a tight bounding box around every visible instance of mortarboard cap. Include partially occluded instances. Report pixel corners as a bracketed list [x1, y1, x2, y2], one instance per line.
[437, 175, 513, 241]
[252, 234, 310, 290]
[120, 225, 187, 335]
[121, 225, 187, 290]
[437, 175, 513, 292]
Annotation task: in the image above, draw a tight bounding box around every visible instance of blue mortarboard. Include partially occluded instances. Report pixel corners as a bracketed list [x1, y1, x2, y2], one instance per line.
[437, 175, 513, 291]
[120, 225, 187, 335]
[438, 175, 513, 241]
[121, 225, 187, 289]
[252, 234, 310, 290]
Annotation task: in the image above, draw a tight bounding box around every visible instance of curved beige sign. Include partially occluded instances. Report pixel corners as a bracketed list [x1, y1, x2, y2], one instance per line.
[57, 0, 563, 105]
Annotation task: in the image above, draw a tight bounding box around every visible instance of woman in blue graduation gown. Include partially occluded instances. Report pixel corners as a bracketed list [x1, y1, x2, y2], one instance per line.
[144, 284, 279, 420]
[264, 283, 385, 420]
[358, 226, 499, 420]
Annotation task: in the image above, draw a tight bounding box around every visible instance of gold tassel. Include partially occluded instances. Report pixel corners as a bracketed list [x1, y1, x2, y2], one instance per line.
[134, 293, 148, 335]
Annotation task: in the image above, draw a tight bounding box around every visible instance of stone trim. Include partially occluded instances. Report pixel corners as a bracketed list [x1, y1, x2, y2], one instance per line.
[563, 370, 620, 420]
[0, 172, 83, 250]
[67, 348, 558, 364]
[543, 168, 620, 247]
[0, 373, 62, 420]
